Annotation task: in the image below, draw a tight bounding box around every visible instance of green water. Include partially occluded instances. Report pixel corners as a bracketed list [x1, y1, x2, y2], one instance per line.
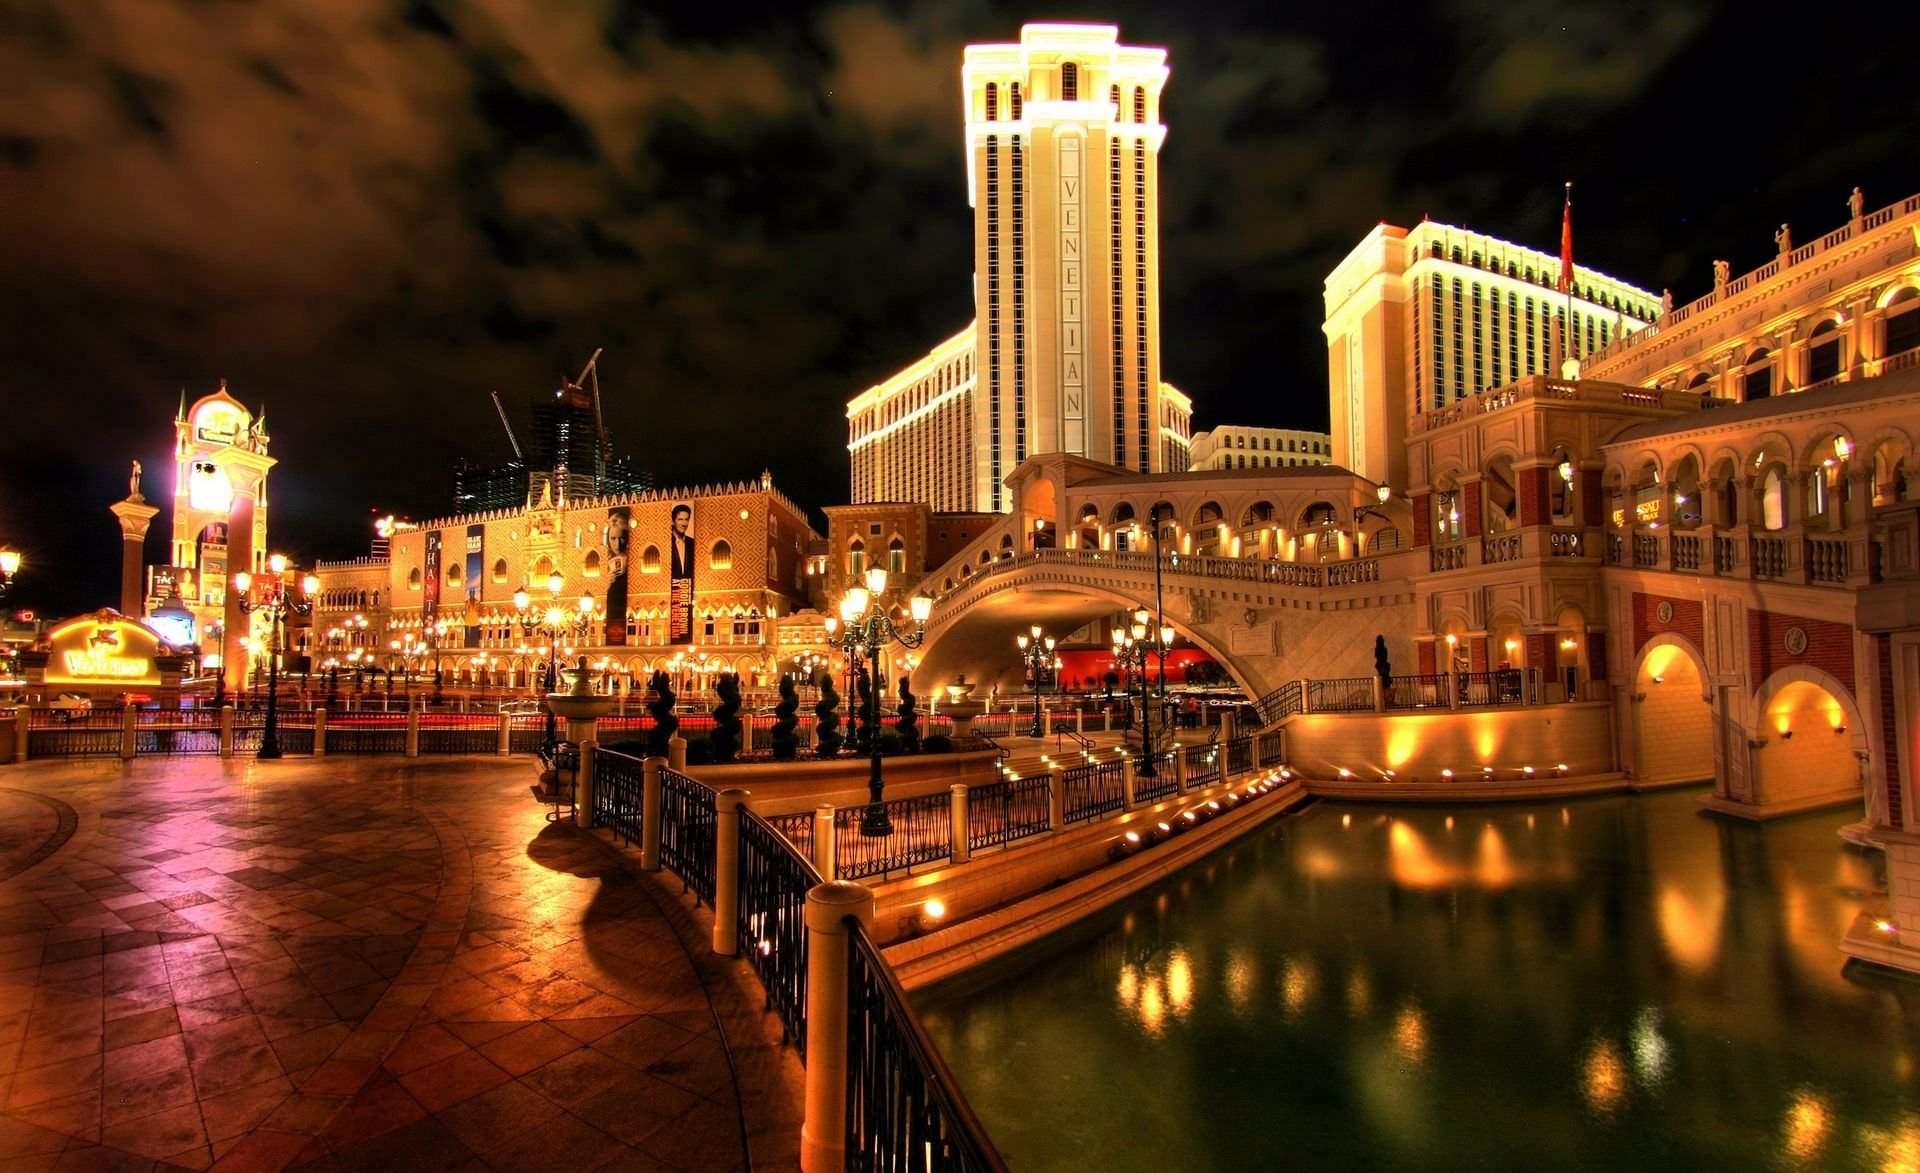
[918, 790, 1920, 1171]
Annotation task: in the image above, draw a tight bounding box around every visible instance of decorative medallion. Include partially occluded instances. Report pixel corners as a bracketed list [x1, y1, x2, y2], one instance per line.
[1784, 626, 1809, 656]
[1655, 600, 1674, 624]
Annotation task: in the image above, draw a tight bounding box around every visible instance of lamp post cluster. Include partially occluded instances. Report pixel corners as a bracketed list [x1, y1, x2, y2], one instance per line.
[0, 547, 21, 598]
[513, 571, 595, 758]
[233, 554, 317, 760]
[825, 566, 932, 837]
[1111, 606, 1175, 776]
[1016, 625, 1057, 738]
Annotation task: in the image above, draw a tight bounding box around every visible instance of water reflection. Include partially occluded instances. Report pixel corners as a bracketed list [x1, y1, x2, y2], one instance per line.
[920, 788, 1914, 1172]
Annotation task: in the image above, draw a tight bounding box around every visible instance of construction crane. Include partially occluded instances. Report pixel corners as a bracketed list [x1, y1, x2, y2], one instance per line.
[489, 390, 524, 461]
[566, 348, 610, 485]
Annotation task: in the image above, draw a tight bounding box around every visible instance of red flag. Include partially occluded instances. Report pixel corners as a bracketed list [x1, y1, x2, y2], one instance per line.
[1558, 182, 1574, 294]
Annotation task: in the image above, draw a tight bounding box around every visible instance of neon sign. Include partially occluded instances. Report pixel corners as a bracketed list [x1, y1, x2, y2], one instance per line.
[44, 613, 164, 687]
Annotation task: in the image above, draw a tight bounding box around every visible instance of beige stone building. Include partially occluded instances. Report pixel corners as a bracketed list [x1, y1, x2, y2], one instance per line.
[848, 24, 1192, 513]
[1189, 426, 1332, 471]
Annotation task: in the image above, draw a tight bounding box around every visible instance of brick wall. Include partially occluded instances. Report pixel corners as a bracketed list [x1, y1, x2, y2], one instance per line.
[1631, 592, 1705, 659]
[1412, 493, 1432, 548]
[1747, 610, 1857, 702]
[1518, 467, 1550, 527]
[1879, 633, 1902, 829]
[1464, 481, 1483, 538]
[1590, 629, 1609, 681]
[1469, 636, 1489, 672]
[1417, 641, 1438, 675]
[1525, 633, 1550, 673]
[1580, 469, 1603, 527]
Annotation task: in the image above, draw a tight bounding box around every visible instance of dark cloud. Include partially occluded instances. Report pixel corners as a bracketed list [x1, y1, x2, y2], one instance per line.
[0, 0, 1909, 615]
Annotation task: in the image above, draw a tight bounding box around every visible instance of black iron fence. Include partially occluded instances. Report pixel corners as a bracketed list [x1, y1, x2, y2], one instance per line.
[1253, 680, 1302, 724]
[1256, 731, 1285, 767]
[1183, 743, 1221, 788]
[658, 767, 717, 906]
[1061, 759, 1125, 825]
[325, 722, 407, 754]
[594, 748, 646, 848]
[1385, 674, 1450, 710]
[846, 926, 1007, 1173]
[419, 724, 498, 755]
[1133, 751, 1178, 803]
[738, 809, 819, 1055]
[1225, 735, 1253, 776]
[965, 776, 1052, 854]
[1307, 676, 1374, 713]
[767, 810, 816, 862]
[834, 793, 953, 881]
[1455, 669, 1535, 708]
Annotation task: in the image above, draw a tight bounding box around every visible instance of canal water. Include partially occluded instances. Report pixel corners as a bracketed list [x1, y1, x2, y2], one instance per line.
[917, 789, 1920, 1171]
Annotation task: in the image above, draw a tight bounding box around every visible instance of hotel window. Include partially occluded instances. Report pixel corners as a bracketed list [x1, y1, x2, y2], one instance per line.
[887, 538, 905, 574]
[1429, 279, 1443, 409]
[1472, 283, 1484, 392]
[408, 568, 421, 591]
[1525, 297, 1537, 373]
[640, 545, 660, 573]
[1111, 135, 1124, 465]
[986, 82, 998, 121]
[492, 558, 507, 583]
[1060, 61, 1078, 101]
[1134, 140, 1148, 471]
[1489, 287, 1500, 385]
[1010, 82, 1021, 119]
[1743, 348, 1774, 400]
[848, 539, 865, 576]
[1450, 279, 1465, 400]
[1133, 87, 1146, 122]
[1807, 319, 1841, 382]
[1507, 292, 1520, 382]
[709, 540, 732, 571]
[582, 551, 600, 577]
[1013, 133, 1025, 464]
[1886, 289, 1920, 355]
[987, 134, 1002, 508]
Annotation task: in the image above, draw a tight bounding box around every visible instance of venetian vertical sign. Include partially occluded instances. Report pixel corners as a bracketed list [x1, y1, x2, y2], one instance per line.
[463, 525, 483, 647]
[668, 502, 694, 645]
[604, 506, 630, 647]
[423, 530, 442, 626]
[1059, 133, 1085, 455]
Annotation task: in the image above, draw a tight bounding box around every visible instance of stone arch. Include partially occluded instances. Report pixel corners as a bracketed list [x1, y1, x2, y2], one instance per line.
[1876, 282, 1920, 311]
[1634, 633, 1714, 786]
[639, 544, 661, 573]
[1745, 666, 1870, 813]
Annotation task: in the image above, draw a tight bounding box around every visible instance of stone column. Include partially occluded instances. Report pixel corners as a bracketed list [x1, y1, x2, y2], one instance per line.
[1047, 764, 1065, 830]
[712, 788, 750, 955]
[219, 705, 235, 757]
[405, 706, 420, 757]
[800, 881, 875, 1173]
[576, 740, 598, 831]
[1121, 758, 1139, 810]
[120, 706, 137, 761]
[497, 711, 511, 756]
[812, 805, 836, 879]
[949, 786, 970, 864]
[217, 458, 273, 696]
[641, 758, 664, 871]
[313, 706, 327, 756]
[109, 496, 160, 619]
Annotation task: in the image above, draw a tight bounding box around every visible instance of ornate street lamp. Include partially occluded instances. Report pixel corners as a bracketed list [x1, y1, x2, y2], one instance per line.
[825, 566, 932, 837]
[0, 547, 21, 598]
[1353, 481, 1393, 552]
[513, 571, 594, 758]
[232, 554, 317, 760]
[1110, 605, 1175, 776]
[1016, 625, 1056, 738]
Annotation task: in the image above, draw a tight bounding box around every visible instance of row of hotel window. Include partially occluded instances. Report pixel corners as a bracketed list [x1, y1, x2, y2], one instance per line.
[983, 71, 1149, 120]
[400, 541, 738, 591]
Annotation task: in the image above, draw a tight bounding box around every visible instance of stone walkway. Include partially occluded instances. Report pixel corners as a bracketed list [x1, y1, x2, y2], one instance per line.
[0, 755, 804, 1171]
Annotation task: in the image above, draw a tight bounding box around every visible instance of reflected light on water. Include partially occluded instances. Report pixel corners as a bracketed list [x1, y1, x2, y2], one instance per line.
[1657, 885, 1724, 973]
[1629, 1008, 1670, 1090]
[1281, 956, 1316, 1020]
[1138, 975, 1167, 1036]
[1167, 948, 1194, 1014]
[1392, 1002, 1428, 1067]
[1226, 951, 1254, 1016]
[1854, 1113, 1920, 1171]
[1784, 1087, 1832, 1161]
[1476, 824, 1513, 889]
[1389, 821, 1449, 890]
[1347, 968, 1373, 1018]
[1116, 965, 1138, 1008]
[1581, 1037, 1629, 1113]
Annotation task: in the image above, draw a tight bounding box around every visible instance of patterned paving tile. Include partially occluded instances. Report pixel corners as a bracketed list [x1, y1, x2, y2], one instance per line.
[0, 756, 795, 1171]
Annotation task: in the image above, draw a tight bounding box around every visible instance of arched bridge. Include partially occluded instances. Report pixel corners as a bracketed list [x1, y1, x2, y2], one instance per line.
[909, 545, 1424, 715]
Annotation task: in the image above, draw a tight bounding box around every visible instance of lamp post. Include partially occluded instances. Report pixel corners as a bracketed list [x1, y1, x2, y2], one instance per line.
[388, 633, 425, 699]
[513, 571, 595, 758]
[1016, 625, 1056, 738]
[825, 566, 932, 836]
[0, 547, 21, 598]
[1352, 481, 1393, 553]
[232, 554, 316, 760]
[425, 616, 451, 706]
[1110, 605, 1174, 775]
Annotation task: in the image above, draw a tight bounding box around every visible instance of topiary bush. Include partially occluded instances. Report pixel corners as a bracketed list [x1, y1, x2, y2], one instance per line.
[647, 670, 678, 757]
[711, 673, 743, 763]
[771, 674, 801, 761]
[922, 733, 953, 754]
[815, 672, 843, 758]
[683, 736, 718, 766]
[875, 731, 905, 757]
[896, 677, 920, 753]
[853, 669, 874, 755]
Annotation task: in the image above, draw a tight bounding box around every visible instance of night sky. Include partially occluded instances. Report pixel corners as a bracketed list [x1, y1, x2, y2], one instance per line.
[1, 0, 1913, 616]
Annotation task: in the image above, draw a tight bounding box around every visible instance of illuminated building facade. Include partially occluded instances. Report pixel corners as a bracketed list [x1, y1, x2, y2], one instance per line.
[1324, 219, 1662, 493]
[1189, 426, 1332, 471]
[312, 474, 824, 691]
[848, 24, 1190, 512]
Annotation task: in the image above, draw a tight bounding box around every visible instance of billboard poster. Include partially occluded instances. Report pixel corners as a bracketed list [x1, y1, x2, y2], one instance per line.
[463, 525, 484, 647]
[423, 530, 442, 626]
[668, 502, 694, 645]
[604, 506, 631, 646]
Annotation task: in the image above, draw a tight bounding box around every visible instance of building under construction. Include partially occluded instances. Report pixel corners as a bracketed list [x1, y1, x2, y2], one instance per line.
[454, 352, 653, 512]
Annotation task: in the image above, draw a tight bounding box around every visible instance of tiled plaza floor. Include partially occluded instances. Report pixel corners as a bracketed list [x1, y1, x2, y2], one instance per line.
[0, 754, 804, 1172]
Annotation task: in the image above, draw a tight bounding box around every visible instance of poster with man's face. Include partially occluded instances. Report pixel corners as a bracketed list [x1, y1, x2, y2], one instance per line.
[668, 503, 693, 645]
[605, 506, 630, 646]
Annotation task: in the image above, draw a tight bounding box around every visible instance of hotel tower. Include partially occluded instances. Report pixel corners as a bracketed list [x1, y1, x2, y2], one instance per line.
[848, 24, 1191, 513]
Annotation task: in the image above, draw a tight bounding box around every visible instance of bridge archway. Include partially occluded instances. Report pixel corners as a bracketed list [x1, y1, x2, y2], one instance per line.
[1745, 666, 1868, 814]
[1633, 634, 1713, 786]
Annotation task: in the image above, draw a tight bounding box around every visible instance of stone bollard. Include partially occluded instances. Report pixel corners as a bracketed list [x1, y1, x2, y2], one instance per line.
[1174, 746, 1190, 796]
[220, 706, 235, 758]
[949, 785, 970, 864]
[813, 805, 837, 880]
[497, 712, 511, 756]
[1075, 708, 1085, 735]
[313, 707, 328, 757]
[120, 706, 137, 761]
[576, 740, 597, 831]
[669, 734, 687, 773]
[1370, 676, 1386, 714]
[405, 706, 420, 758]
[641, 758, 664, 871]
[1122, 758, 1139, 810]
[712, 788, 750, 955]
[1220, 708, 1236, 744]
[1047, 763, 1065, 831]
[800, 880, 875, 1173]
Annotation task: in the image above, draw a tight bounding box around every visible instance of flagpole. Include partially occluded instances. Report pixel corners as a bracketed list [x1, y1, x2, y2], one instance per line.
[1560, 181, 1577, 378]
